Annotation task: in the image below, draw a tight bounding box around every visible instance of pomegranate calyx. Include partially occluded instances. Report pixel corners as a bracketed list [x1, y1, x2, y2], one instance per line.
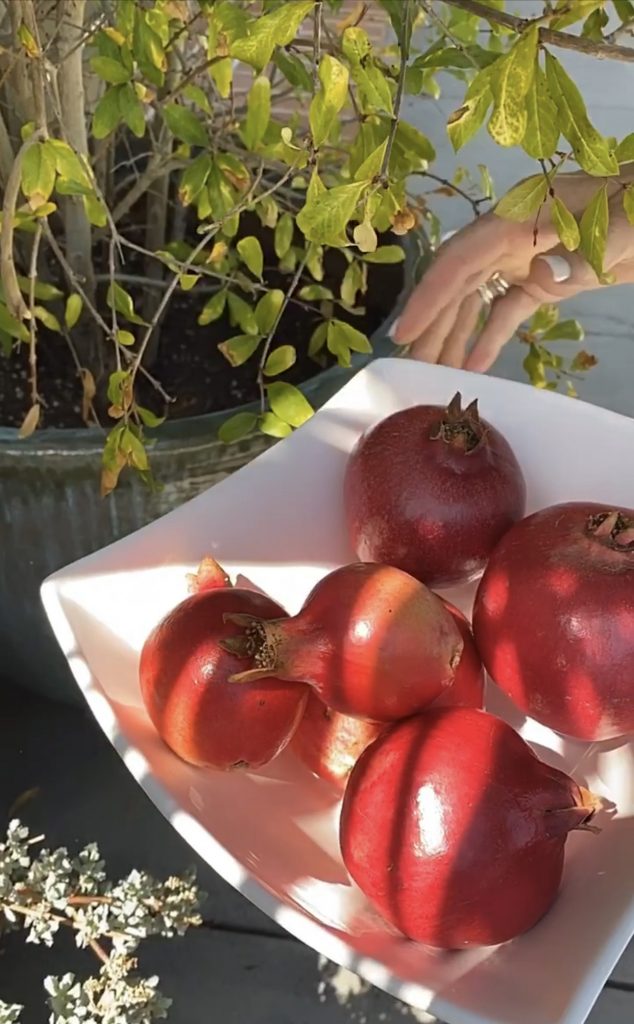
[187, 556, 231, 594]
[585, 510, 634, 552]
[223, 614, 285, 677]
[544, 786, 603, 838]
[429, 391, 484, 453]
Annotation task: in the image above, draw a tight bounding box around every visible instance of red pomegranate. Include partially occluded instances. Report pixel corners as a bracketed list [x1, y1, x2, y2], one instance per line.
[473, 502, 634, 742]
[139, 588, 308, 769]
[340, 708, 600, 948]
[226, 562, 463, 722]
[290, 694, 384, 791]
[344, 393, 526, 587]
[435, 598, 485, 710]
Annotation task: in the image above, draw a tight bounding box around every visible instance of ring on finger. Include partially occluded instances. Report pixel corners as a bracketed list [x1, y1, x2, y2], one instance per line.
[478, 271, 511, 305]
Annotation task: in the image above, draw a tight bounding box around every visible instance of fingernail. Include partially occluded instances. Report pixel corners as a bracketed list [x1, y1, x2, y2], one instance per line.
[537, 254, 572, 283]
[388, 316, 400, 341]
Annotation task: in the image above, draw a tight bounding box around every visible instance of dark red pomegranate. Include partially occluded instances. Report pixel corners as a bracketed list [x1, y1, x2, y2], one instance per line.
[473, 502, 634, 742]
[227, 562, 462, 722]
[340, 708, 600, 948]
[187, 555, 231, 594]
[435, 598, 485, 710]
[139, 588, 308, 769]
[290, 694, 384, 791]
[344, 393, 526, 587]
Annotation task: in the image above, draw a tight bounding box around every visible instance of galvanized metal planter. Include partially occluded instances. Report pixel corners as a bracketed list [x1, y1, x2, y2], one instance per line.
[0, 234, 428, 703]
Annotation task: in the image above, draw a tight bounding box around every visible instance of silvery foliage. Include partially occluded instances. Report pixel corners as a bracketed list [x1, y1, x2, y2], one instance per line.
[0, 820, 203, 1023]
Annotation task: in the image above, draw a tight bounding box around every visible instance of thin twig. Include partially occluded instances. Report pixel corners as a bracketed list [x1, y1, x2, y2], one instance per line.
[379, 0, 413, 183]
[161, 54, 227, 104]
[421, 0, 480, 68]
[443, 0, 634, 62]
[27, 223, 43, 406]
[112, 157, 183, 224]
[108, 235, 122, 375]
[0, 131, 45, 320]
[257, 254, 308, 413]
[313, 0, 323, 87]
[416, 171, 488, 216]
[22, 0, 48, 134]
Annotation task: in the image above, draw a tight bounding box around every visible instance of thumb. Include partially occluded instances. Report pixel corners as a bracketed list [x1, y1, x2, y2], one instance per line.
[525, 248, 599, 303]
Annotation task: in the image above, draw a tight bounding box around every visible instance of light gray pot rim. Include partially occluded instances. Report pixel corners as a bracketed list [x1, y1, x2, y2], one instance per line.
[0, 232, 428, 456]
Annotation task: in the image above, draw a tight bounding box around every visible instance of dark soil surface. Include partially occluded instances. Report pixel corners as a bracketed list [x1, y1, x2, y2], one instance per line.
[0, 215, 404, 431]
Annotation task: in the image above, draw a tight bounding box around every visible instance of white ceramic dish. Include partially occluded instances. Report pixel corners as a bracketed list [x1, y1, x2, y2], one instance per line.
[42, 358, 634, 1024]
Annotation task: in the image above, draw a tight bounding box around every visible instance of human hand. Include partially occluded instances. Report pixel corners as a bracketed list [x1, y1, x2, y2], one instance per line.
[391, 172, 634, 372]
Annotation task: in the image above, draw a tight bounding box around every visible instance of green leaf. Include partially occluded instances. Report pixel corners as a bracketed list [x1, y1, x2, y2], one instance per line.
[116, 328, 135, 346]
[15, 276, 63, 301]
[341, 261, 366, 306]
[230, 1, 314, 71]
[274, 212, 294, 259]
[362, 245, 405, 264]
[183, 84, 212, 114]
[218, 411, 258, 443]
[297, 179, 368, 245]
[495, 174, 547, 222]
[579, 184, 609, 279]
[218, 333, 261, 366]
[83, 192, 108, 227]
[21, 142, 56, 205]
[137, 405, 165, 428]
[65, 293, 83, 329]
[447, 68, 492, 151]
[616, 133, 634, 164]
[134, 8, 166, 81]
[531, 304, 559, 333]
[274, 50, 313, 92]
[198, 289, 227, 326]
[551, 196, 580, 251]
[259, 411, 292, 438]
[264, 344, 296, 376]
[119, 83, 145, 138]
[34, 305, 61, 331]
[541, 319, 585, 342]
[244, 76, 271, 149]
[47, 139, 91, 186]
[255, 289, 284, 334]
[488, 25, 538, 147]
[90, 55, 131, 84]
[523, 342, 547, 388]
[267, 381, 313, 427]
[227, 291, 258, 335]
[106, 281, 148, 325]
[308, 322, 328, 357]
[522, 65, 559, 160]
[179, 153, 212, 206]
[545, 53, 618, 176]
[310, 55, 349, 148]
[0, 303, 29, 342]
[354, 140, 387, 182]
[342, 27, 393, 113]
[92, 86, 123, 139]
[624, 184, 634, 225]
[163, 103, 208, 147]
[392, 121, 435, 170]
[306, 241, 324, 281]
[299, 284, 334, 300]
[237, 236, 264, 279]
[328, 319, 371, 355]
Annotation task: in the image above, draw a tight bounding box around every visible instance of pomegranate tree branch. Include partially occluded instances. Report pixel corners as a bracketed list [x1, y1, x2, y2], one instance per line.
[379, 0, 412, 183]
[0, 131, 45, 320]
[27, 223, 43, 406]
[256, 253, 308, 413]
[442, 0, 634, 62]
[416, 170, 488, 216]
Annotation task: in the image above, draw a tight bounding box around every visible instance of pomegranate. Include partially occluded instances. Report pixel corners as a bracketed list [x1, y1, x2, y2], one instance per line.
[473, 502, 634, 742]
[290, 694, 384, 791]
[340, 707, 600, 948]
[291, 600, 483, 791]
[435, 598, 485, 710]
[344, 393, 526, 587]
[227, 562, 463, 722]
[139, 588, 308, 769]
[187, 555, 231, 594]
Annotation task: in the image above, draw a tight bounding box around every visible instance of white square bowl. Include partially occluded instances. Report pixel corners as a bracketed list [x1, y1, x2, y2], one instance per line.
[41, 358, 634, 1024]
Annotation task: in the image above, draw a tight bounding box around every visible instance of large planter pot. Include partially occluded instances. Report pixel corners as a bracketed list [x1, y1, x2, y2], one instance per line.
[1, 233, 429, 703]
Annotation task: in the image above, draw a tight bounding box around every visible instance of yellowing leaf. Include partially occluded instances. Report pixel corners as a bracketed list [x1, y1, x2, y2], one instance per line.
[309, 55, 349, 148]
[274, 212, 294, 259]
[243, 76, 271, 149]
[353, 221, 377, 253]
[264, 345, 296, 376]
[218, 333, 261, 366]
[237, 236, 264, 279]
[178, 153, 212, 206]
[83, 193, 108, 227]
[297, 179, 368, 245]
[267, 381, 313, 427]
[227, 292, 258, 335]
[342, 27, 393, 114]
[495, 174, 548, 222]
[362, 245, 405, 264]
[523, 65, 559, 160]
[230, 1, 314, 71]
[255, 289, 284, 334]
[488, 25, 538, 147]
[34, 306, 61, 332]
[447, 69, 492, 151]
[198, 289, 227, 325]
[545, 53, 618, 176]
[259, 411, 292, 438]
[18, 403, 40, 439]
[579, 184, 609, 279]
[551, 196, 580, 251]
[116, 329, 135, 346]
[21, 143, 56, 208]
[616, 133, 634, 164]
[218, 411, 258, 443]
[47, 140, 91, 188]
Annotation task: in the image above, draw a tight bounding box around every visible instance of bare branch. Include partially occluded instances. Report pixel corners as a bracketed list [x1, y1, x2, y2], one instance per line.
[0, 131, 45, 320]
[27, 222, 43, 406]
[443, 0, 634, 62]
[21, 0, 48, 133]
[380, 0, 413, 183]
